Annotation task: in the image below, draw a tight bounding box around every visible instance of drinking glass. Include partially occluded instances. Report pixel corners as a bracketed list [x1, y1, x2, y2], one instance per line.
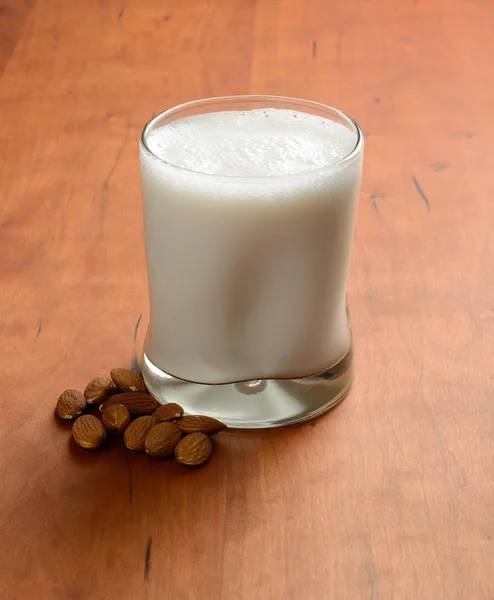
[140, 95, 363, 428]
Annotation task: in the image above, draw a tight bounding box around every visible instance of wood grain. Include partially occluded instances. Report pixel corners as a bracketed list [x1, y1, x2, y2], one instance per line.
[1, 0, 493, 598]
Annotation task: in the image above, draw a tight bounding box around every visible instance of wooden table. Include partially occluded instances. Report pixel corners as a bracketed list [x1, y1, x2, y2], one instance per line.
[1, 1, 493, 598]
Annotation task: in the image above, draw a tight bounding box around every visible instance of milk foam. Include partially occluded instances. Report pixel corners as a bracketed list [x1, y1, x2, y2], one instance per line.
[146, 109, 356, 177]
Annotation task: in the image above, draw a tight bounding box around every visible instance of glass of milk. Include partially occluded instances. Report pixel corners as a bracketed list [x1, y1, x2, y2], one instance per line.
[140, 96, 363, 428]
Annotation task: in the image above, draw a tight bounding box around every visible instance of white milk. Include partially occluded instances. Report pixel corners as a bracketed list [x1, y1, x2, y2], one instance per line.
[140, 108, 362, 384]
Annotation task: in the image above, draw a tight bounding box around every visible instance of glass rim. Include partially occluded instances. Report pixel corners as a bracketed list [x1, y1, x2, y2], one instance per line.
[140, 94, 363, 180]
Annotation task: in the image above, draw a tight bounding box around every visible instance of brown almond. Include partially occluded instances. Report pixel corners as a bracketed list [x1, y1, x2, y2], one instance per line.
[102, 403, 131, 434]
[73, 415, 107, 449]
[154, 403, 184, 422]
[56, 389, 86, 420]
[110, 368, 146, 392]
[100, 392, 158, 416]
[145, 422, 182, 458]
[177, 415, 227, 436]
[84, 377, 118, 405]
[124, 416, 156, 451]
[175, 433, 212, 466]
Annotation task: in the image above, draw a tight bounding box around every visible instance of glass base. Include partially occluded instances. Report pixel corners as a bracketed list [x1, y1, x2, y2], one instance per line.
[142, 349, 352, 429]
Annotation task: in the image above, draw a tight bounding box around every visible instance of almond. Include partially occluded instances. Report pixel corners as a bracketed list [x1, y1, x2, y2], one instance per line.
[56, 389, 86, 420]
[100, 392, 158, 416]
[124, 415, 156, 451]
[72, 415, 107, 449]
[154, 403, 184, 422]
[145, 422, 182, 458]
[175, 433, 212, 466]
[102, 403, 131, 434]
[110, 368, 146, 393]
[177, 415, 227, 436]
[84, 377, 118, 405]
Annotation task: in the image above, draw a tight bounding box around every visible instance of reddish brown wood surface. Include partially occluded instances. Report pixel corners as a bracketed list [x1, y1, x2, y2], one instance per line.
[1, 1, 494, 598]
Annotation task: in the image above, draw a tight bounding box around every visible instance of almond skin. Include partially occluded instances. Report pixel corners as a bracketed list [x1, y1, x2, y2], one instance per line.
[175, 433, 212, 466]
[154, 403, 184, 422]
[110, 368, 146, 393]
[84, 377, 118, 405]
[177, 415, 227, 436]
[72, 415, 107, 449]
[100, 392, 158, 416]
[56, 389, 86, 420]
[124, 416, 156, 451]
[102, 403, 131, 434]
[145, 422, 182, 458]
